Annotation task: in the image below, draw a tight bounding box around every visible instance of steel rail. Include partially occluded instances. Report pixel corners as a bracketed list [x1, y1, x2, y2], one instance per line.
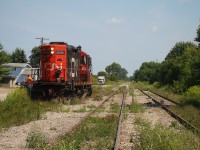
[138, 89, 200, 135]
[147, 90, 180, 105]
[114, 94, 126, 150]
[65, 88, 120, 135]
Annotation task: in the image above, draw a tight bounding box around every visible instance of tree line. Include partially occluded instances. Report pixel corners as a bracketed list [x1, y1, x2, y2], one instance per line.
[132, 24, 200, 93]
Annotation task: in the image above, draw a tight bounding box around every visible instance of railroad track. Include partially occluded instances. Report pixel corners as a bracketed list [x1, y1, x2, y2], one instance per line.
[114, 93, 126, 150]
[64, 88, 121, 135]
[60, 84, 130, 150]
[137, 89, 200, 135]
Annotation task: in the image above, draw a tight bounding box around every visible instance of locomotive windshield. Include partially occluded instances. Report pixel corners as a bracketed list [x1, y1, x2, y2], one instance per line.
[56, 50, 65, 55]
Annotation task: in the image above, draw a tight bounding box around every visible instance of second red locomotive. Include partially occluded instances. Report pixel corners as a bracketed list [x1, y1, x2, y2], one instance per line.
[31, 42, 92, 99]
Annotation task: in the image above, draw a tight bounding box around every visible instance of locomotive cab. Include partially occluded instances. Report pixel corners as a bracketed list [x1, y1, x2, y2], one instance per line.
[40, 42, 67, 82]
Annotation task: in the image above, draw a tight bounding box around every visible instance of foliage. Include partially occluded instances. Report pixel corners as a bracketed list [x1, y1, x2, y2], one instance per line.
[133, 61, 161, 84]
[11, 48, 28, 63]
[92, 75, 98, 84]
[181, 86, 200, 108]
[195, 24, 200, 47]
[165, 41, 197, 60]
[105, 62, 128, 81]
[0, 88, 62, 129]
[0, 42, 11, 79]
[29, 46, 41, 67]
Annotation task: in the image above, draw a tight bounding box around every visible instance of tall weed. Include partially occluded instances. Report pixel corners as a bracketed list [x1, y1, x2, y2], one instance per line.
[0, 88, 61, 129]
[134, 117, 200, 150]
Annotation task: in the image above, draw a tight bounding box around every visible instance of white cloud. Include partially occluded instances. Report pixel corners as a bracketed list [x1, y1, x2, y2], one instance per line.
[106, 17, 124, 24]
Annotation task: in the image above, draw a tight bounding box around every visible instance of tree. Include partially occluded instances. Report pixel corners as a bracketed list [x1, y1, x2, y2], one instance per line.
[133, 61, 161, 83]
[165, 42, 197, 60]
[119, 67, 128, 80]
[0, 43, 11, 78]
[159, 42, 199, 92]
[105, 62, 128, 81]
[194, 24, 200, 47]
[29, 46, 41, 67]
[11, 48, 27, 63]
[105, 62, 121, 75]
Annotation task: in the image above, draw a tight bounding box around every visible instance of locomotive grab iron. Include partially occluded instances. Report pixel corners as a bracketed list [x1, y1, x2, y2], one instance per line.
[31, 42, 92, 99]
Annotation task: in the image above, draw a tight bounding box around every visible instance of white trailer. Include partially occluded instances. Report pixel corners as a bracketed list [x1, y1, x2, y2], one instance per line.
[98, 76, 105, 85]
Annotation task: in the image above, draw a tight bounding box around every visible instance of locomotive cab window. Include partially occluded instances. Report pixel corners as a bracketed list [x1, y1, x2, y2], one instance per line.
[56, 50, 65, 55]
[81, 56, 87, 64]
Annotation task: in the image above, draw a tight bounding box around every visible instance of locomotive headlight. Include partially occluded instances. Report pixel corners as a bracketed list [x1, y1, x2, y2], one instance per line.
[50, 47, 54, 54]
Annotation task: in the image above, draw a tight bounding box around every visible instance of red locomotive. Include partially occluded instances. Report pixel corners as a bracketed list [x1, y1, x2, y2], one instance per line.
[31, 42, 92, 99]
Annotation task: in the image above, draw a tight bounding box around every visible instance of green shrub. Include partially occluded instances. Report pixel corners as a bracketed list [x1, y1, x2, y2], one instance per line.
[26, 129, 47, 149]
[181, 86, 200, 108]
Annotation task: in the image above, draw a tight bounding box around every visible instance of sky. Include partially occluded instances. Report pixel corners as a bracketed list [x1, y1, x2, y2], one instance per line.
[0, 0, 200, 76]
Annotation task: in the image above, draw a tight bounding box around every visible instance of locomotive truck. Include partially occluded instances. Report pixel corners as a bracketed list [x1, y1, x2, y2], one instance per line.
[31, 42, 92, 100]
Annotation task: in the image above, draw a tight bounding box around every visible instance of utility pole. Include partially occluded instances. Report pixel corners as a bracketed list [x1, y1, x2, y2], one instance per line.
[35, 37, 49, 45]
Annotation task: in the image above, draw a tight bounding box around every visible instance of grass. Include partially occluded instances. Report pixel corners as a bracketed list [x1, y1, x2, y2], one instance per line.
[26, 128, 48, 149]
[54, 116, 118, 150]
[110, 102, 120, 113]
[134, 117, 200, 150]
[170, 105, 200, 130]
[91, 85, 114, 101]
[129, 101, 145, 113]
[73, 106, 87, 113]
[0, 88, 62, 129]
[69, 98, 84, 105]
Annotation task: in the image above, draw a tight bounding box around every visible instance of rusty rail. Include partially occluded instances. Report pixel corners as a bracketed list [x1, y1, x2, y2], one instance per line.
[148, 90, 180, 105]
[114, 94, 126, 150]
[66, 88, 120, 134]
[138, 89, 200, 135]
